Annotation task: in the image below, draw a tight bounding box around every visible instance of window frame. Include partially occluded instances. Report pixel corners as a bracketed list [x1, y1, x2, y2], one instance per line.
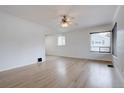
[90, 31, 111, 53]
[112, 22, 117, 57]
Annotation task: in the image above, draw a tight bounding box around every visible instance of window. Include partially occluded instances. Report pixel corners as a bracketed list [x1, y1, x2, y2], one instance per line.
[90, 31, 111, 53]
[57, 36, 65, 46]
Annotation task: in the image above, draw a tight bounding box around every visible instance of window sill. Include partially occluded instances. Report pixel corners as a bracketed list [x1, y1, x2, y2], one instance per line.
[90, 51, 111, 54]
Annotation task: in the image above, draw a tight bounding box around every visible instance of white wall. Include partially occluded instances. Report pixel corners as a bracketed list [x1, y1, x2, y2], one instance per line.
[112, 6, 124, 79]
[0, 12, 46, 71]
[45, 25, 112, 61]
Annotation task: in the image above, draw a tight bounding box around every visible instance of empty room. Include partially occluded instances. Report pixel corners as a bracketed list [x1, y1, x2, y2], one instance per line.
[0, 5, 124, 88]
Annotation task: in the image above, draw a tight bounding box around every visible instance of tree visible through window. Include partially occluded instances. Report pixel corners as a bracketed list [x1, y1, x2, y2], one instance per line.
[90, 32, 111, 53]
[57, 36, 65, 46]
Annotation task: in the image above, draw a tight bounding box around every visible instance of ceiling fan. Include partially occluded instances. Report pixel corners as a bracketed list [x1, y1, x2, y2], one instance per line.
[60, 15, 75, 28]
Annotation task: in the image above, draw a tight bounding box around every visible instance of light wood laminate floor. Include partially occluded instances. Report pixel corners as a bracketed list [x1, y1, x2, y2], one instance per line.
[0, 56, 124, 88]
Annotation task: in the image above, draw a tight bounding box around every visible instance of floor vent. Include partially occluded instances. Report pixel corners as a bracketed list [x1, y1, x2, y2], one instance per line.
[107, 64, 114, 68]
[38, 58, 42, 62]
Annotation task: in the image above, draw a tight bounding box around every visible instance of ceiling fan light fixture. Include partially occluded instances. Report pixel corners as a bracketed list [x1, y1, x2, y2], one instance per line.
[61, 22, 68, 28]
[60, 15, 75, 28]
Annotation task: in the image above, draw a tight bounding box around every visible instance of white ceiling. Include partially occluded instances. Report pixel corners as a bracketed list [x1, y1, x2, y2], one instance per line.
[0, 5, 118, 34]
